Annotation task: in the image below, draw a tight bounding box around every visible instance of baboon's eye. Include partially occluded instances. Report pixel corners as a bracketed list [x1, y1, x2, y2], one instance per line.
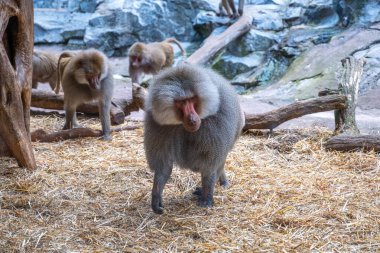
[174, 100, 185, 108]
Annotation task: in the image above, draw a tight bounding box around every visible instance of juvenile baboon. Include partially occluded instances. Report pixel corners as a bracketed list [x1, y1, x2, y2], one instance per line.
[57, 49, 114, 141]
[144, 64, 244, 214]
[32, 50, 59, 90]
[128, 38, 187, 84]
[218, 0, 245, 18]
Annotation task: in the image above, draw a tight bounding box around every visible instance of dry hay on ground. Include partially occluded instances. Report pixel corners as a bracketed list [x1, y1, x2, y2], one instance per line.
[0, 115, 379, 252]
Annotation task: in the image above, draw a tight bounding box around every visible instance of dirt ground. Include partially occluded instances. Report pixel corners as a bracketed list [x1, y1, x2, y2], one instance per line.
[0, 116, 379, 252]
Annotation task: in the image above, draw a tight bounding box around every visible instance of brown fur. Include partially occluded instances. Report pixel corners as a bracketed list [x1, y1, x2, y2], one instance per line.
[218, 0, 244, 18]
[55, 51, 77, 94]
[32, 50, 59, 90]
[128, 38, 186, 84]
[58, 49, 114, 141]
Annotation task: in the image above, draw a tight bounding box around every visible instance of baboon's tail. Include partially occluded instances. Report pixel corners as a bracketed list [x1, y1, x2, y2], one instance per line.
[164, 38, 187, 57]
[55, 52, 75, 94]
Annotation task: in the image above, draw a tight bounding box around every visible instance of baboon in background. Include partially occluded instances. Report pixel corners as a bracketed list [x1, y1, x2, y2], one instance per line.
[56, 49, 114, 141]
[32, 50, 59, 90]
[218, 0, 245, 18]
[144, 64, 244, 214]
[128, 38, 187, 84]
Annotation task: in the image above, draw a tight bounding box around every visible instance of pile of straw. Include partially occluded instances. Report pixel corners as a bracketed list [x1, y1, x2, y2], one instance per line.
[0, 115, 379, 251]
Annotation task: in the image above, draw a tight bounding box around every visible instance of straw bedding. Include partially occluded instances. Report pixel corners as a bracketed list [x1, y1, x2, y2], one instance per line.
[0, 115, 379, 252]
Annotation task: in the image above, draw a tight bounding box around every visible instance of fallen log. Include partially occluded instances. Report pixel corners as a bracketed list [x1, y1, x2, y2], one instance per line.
[30, 108, 64, 116]
[186, 15, 252, 65]
[325, 135, 380, 152]
[31, 90, 125, 125]
[31, 82, 147, 125]
[31, 125, 142, 142]
[243, 95, 347, 131]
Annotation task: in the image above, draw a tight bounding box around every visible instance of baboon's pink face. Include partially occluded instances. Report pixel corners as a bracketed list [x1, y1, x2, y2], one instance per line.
[76, 60, 102, 90]
[130, 55, 142, 67]
[86, 73, 101, 90]
[174, 96, 201, 132]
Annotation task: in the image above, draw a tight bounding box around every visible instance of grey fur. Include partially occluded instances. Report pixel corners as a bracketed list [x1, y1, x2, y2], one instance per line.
[32, 50, 59, 90]
[144, 64, 244, 214]
[60, 49, 114, 140]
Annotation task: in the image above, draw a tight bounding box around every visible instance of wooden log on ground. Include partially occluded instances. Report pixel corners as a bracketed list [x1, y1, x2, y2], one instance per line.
[31, 125, 142, 142]
[30, 108, 64, 116]
[31, 82, 147, 125]
[325, 135, 380, 152]
[31, 90, 125, 125]
[186, 15, 252, 65]
[243, 95, 347, 131]
[0, 0, 36, 169]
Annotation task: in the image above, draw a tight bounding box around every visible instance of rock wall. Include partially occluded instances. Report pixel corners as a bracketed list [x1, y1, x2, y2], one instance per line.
[34, 0, 380, 96]
[34, 0, 99, 12]
[34, 0, 68, 9]
[34, 0, 215, 56]
[194, 0, 379, 88]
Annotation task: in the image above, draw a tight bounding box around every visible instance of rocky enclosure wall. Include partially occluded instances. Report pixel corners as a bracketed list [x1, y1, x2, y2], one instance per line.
[34, 0, 380, 96]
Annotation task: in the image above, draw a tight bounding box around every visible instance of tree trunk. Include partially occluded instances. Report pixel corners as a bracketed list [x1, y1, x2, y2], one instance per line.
[334, 56, 364, 135]
[0, 1, 36, 169]
[186, 15, 252, 65]
[323, 57, 380, 152]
